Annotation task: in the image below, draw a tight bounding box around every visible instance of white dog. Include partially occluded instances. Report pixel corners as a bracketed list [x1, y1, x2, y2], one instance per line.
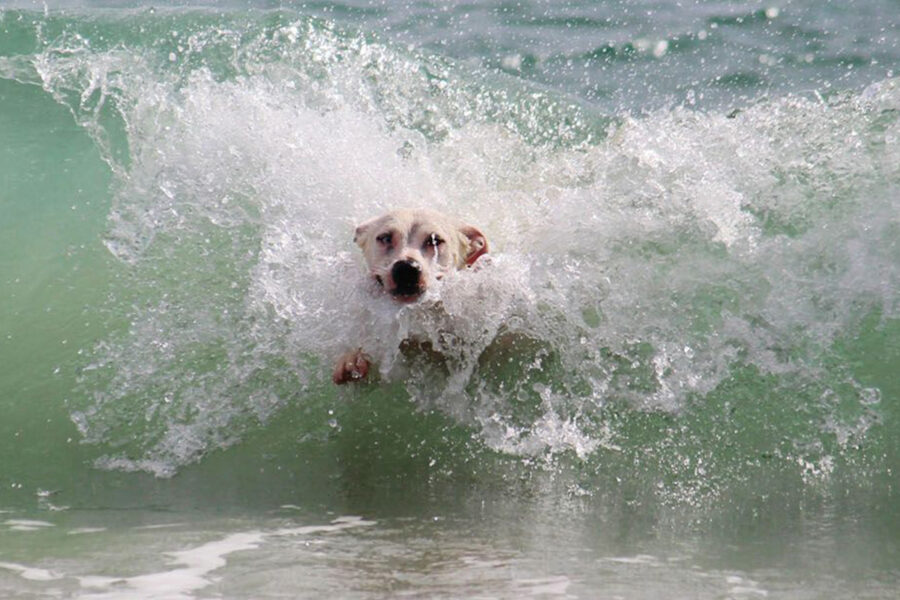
[332, 209, 488, 384]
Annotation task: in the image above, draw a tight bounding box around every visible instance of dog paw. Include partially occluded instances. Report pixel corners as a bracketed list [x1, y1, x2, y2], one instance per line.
[332, 349, 370, 385]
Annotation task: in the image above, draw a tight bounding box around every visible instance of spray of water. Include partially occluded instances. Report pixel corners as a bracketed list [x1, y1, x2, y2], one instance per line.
[9, 13, 896, 477]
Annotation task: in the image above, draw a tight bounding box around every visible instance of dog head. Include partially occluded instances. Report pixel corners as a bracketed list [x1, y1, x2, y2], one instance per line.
[353, 209, 488, 302]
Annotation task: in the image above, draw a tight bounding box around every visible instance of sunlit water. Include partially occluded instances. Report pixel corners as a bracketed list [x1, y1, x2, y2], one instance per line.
[1, 1, 898, 598]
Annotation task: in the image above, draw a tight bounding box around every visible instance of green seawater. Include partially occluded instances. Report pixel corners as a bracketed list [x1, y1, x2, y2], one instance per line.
[1, 2, 898, 598]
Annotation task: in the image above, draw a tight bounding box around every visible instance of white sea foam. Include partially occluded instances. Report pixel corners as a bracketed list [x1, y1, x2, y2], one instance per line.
[77, 532, 265, 599]
[25, 17, 894, 474]
[3, 519, 56, 532]
[0, 561, 62, 581]
[67, 527, 108, 535]
[71, 516, 373, 600]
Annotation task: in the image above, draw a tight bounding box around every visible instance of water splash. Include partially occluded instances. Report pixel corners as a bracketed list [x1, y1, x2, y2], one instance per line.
[10, 12, 895, 478]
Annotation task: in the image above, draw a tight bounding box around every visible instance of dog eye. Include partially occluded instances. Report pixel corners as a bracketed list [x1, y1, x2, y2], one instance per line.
[424, 234, 444, 248]
[376, 233, 393, 245]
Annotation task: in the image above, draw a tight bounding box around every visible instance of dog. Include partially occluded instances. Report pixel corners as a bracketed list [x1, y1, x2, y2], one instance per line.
[332, 209, 488, 384]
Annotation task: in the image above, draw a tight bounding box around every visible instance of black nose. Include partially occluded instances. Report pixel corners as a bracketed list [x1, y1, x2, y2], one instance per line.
[391, 259, 422, 294]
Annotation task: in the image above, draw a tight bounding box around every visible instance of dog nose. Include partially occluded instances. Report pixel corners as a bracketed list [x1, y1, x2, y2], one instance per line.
[391, 259, 422, 294]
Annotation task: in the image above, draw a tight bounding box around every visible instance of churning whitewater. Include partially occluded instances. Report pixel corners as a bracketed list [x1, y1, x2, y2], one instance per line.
[1, 3, 899, 599]
[2, 11, 894, 476]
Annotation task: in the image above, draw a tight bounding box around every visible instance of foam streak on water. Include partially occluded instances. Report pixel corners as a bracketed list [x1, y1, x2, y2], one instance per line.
[0, 516, 374, 599]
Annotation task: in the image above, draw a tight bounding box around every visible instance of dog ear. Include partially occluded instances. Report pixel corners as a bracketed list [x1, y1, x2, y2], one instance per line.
[353, 216, 379, 248]
[460, 225, 488, 266]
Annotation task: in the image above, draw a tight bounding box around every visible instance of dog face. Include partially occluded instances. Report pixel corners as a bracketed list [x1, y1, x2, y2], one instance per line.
[353, 209, 488, 302]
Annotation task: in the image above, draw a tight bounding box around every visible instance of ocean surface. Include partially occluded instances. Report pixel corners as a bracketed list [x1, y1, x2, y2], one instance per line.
[1, 0, 898, 597]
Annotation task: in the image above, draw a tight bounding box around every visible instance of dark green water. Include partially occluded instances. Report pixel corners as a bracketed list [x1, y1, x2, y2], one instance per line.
[1, 2, 898, 598]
